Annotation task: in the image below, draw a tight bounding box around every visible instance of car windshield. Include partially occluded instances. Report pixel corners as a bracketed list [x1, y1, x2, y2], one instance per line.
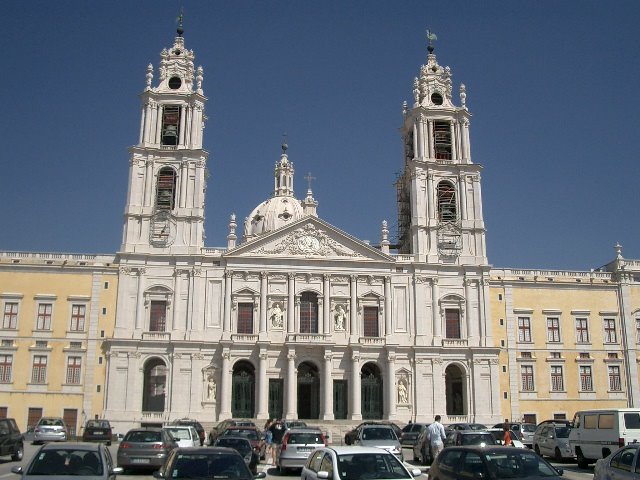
[170, 453, 251, 480]
[166, 428, 193, 440]
[521, 424, 537, 433]
[461, 434, 496, 446]
[215, 438, 251, 455]
[28, 449, 103, 476]
[469, 424, 488, 431]
[40, 419, 64, 427]
[86, 420, 110, 429]
[224, 429, 258, 440]
[555, 427, 571, 438]
[484, 450, 558, 478]
[362, 428, 396, 440]
[337, 453, 410, 480]
[125, 431, 161, 442]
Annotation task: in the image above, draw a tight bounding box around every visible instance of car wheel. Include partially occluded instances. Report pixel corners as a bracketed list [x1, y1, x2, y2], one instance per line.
[12, 444, 24, 461]
[576, 449, 589, 469]
[107, 441, 112, 446]
[534, 445, 541, 456]
[554, 447, 562, 462]
[279, 466, 288, 475]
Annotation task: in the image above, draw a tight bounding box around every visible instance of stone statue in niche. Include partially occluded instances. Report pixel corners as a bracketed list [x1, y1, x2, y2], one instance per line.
[397, 378, 409, 404]
[270, 302, 284, 329]
[334, 304, 346, 331]
[207, 377, 216, 401]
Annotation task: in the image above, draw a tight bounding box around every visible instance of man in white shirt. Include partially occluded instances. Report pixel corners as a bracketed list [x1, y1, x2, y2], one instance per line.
[426, 415, 447, 460]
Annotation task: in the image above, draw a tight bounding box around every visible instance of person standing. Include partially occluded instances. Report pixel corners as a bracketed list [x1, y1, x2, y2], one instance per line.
[263, 420, 274, 464]
[503, 423, 512, 446]
[426, 415, 447, 461]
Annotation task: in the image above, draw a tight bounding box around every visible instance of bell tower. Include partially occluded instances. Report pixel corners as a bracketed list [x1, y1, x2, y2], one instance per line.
[397, 33, 487, 266]
[121, 22, 207, 255]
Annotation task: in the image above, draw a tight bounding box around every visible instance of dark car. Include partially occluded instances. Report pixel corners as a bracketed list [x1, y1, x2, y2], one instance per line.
[208, 419, 256, 446]
[221, 426, 265, 460]
[428, 445, 564, 480]
[444, 430, 500, 448]
[153, 447, 266, 480]
[446, 422, 489, 432]
[82, 420, 113, 446]
[0, 418, 24, 461]
[171, 418, 205, 446]
[400, 423, 429, 446]
[594, 443, 640, 480]
[11, 441, 123, 479]
[214, 436, 259, 474]
[117, 428, 178, 472]
[344, 421, 402, 445]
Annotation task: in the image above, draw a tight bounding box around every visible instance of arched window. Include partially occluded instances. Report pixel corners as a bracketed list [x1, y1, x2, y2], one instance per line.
[437, 181, 457, 222]
[161, 105, 181, 146]
[300, 292, 318, 334]
[143, 358, 167, 412]
[156, 168, 177, 211]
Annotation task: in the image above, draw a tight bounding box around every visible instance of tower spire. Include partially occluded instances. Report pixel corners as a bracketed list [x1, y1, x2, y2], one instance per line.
[176, 7, 184, 37]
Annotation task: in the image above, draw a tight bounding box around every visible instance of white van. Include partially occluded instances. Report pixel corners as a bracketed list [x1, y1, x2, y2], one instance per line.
[569, 408, 640, 468]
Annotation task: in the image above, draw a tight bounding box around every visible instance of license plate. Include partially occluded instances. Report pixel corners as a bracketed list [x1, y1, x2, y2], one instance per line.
[297, 447, 312, 452]
[131, 459, 150, 464]
[93, 430, 103, 435]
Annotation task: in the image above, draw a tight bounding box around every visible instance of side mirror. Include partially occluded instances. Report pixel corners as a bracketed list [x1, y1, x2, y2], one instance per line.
[317, 472, 330, 479]
[555, 467, 563, 476]
[254, 473, 267, 479]
[410, 468, 422, 477]
[112, 467, 124, 475]
[153, 471, 164, 478]
[11, 466, 23, 475]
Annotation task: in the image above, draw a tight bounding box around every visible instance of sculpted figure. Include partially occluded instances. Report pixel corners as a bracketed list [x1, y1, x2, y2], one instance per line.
[270, 302, 284, 328]
[334, 304, 346, 331]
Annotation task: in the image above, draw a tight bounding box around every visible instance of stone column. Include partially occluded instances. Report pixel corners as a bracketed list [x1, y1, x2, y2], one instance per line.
[144, 160, 153, 206]
[287, 274, 295, 334]
[464, 278, 473, 340]
[450, 122, 457, 160]
[384, 277, 391, 336]
[135, 268, 145, 330]
[427, 120, 434, 158]
[223, 271, 232, 335]
[427, 173, 435, 220]
[260, 272, 268, 334]
[458, 175, 467, 220]
[350, 352, 362, 420]
[285, 349, 298, 418]
[257, 351, 269, 420]
[179, 105, 187, 146]
[387, 351, 397, 419]
[219, 350, 232, 419]
[322, 350, 334, 420]
[172, 269, 182, 330]
[323, 275, 331, 335]
[350, 275, 358, 338]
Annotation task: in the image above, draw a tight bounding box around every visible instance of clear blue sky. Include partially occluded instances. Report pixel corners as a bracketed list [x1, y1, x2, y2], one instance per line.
[1, 1, 638, 270]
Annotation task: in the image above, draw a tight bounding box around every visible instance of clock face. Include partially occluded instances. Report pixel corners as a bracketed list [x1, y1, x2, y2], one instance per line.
[150, 212, 176, 247]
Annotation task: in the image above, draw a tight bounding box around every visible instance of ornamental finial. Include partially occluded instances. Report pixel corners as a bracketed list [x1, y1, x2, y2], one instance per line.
[426, 28, 437, 54]
[281, 133, 288, 154]
[176, 7, 184, 37]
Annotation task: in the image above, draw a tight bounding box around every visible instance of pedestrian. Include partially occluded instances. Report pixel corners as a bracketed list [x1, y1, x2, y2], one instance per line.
[263, 420, 273, 464]
[503, 423, 512, 446]
[269, 419, 285, 462]
[426, 415, 447, 461]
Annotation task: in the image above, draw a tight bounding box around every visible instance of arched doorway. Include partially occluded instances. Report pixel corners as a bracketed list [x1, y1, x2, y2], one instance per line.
[297, 362, 320, 419]
[232, 361, 255, 418]
[445, 364, 466, 416]
[361, 362, 383, 419]
[142, 358, 167, 412]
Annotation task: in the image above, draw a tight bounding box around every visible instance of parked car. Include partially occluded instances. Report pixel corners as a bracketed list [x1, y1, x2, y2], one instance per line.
[537, 419, 572, 428]
[444, 430, 500, 448]
[344, 421, 402, 445]
[33, 417, 68, 444]
[11, 441, 123, 479]
[116, 427, 177, 472]
[208, 419, 256, 446]
[170, 418, 205, 446]
[301, 446, 421, 480]
[411, 426, 433, 465]
[0, 417, 24, 461]
[532, 423, 572, 461]
[492, 422, 537, 448]
[486, 428, 525, 448]
[594, 443, 640, 480]
[213, 436, 259, 474]
[153, 446, 265, 480]
[428, 445, 564, 480]
[162, 425, 200, 448]
[351, 425, 402, 460]
[276, 428, 327, 474]
[221, 426, 265, 460]
[446, 423, 488, 432]
[82, 419, 113, 446]
[399, 423, 429, 446]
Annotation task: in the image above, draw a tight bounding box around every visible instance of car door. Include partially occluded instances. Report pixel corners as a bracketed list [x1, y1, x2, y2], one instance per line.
[435, 449, 464, 480]
[605, 447, 638, 480]
[538, 426, 552, 456]
[302, 449, 326, 480]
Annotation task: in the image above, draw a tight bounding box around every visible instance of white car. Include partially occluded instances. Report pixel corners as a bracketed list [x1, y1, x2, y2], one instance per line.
[301, 446, 421, 480]
[533, 423, 573, 461]
[162, 426, 199, 447]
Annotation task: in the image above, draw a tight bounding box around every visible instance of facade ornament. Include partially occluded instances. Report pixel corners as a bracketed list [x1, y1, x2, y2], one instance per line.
[145, 63, 154, 90]
[287, 352, 297, 361]
[433, 357, 443, 365]
[412, 78, 420, 106]
[269, 302, 285, 329]
[193, 353, 204, 360]
[196, 65, 204, 94]
[402, 100, 408, 117]
[459, 83, 467, 108]
[397, 377, 409, 404]
[206, 376, 217, 400]
[222, 351, 231, 360]
[333, 304, 347, 331]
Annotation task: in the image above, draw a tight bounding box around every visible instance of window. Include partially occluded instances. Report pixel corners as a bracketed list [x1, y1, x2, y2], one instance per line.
[437, 181, 457, 222]
[66, 357, 82, 384]
[445, 308, 461, 339]
[149, 301, 167, 332]
[521, 365, 534, 391]
[36, 304, 52, 330]
[161, 105, 180, 146]
[608, 366, 622, 391]
[237, 303, 254, 334]
[70, 304, 86, 331]
[518, 317, 532, 342]
[636, 318, 640, 343]
[299, 292, 318, 334]
[520, 352, 532, 359]
[608, 352, 618, 359]
[156, 167, 177, 210]
[2, 302, 18, 329]
[31, 355, 47, 383]
[579, 365, 593, 391]
[579, 352, 590, 359]
[550, 352, 561, 359]
[550, 365, 564, 391]
[0, 354, 12, 383]
[547, 317, 560, 342]
[575, 318, 589, 343]
[604, 318, 617, 343]
[433, 121, 452, 160]
[363, 306, 379, 337]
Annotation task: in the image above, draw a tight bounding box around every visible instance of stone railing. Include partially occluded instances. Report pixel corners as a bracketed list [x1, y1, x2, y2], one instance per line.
[287, 334, 329, 343]
[359, 337, 385, 346]
[442, 338, 468, 347]
[231, 334, 259, 343]
[142, 332, 171, 341]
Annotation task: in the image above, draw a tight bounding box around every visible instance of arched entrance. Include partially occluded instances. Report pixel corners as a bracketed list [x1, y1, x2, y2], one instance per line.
[142, 358, 167, 412]
[361, 362, 383, 419]
[232, 361, 255, 418]
[297, 362, 320, 419]
[445, 364, 466, 416]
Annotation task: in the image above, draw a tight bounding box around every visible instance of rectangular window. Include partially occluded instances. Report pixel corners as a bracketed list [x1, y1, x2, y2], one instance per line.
[2, 302, 18, 329]
[521, 365, 534, 391]
[445, 309, 461, 339]
[363, 306, 379, 337]
[299, 293, 318, 334]
[31, 355, 47, 383]
[161, 105, 181, 146]
[70, 304, 86, 331]
[36, 304, 52, 330]
[608, 366, 622, 391]
[604, 318, 617, 343]
[579, 365, 593, 391]
[636, 318, 640, 343]
[66, 357, 82, 384]
[237, 303, 254, 334]
[149, 301, 166, 332]
[575, 318, 589, 343]
[547, 317, 560, 342]
[518, 317, 532, 342]
[0, 354, 12, 383]
[433, 121, 452, 160]
[550, 365, 564, 391]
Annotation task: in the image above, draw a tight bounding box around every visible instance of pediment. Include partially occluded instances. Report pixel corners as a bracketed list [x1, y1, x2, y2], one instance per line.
[226, 217, 393, 262]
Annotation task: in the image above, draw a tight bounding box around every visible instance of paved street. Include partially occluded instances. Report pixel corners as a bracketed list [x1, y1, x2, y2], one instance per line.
[0, 443, 594, 480]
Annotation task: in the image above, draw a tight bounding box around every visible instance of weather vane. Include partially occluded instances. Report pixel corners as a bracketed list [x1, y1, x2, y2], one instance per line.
[176, 5, 184, 36]
[426, 28, 437, 53]
[281, 132, 288, 153]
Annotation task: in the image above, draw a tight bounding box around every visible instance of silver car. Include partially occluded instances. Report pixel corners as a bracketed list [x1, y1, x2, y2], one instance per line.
[351, 425, 402, 460]
[532, 423, 572, 461]
[594, 443, 640, 480]
[33, 417, 68, 444]
[276, 428, 327, 474]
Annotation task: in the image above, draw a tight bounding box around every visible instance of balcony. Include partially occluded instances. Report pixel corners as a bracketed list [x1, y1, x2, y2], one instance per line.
[232, 334, 259, 344]
[442, 338, 468, 347]
[142, 331, 171, 341]
[359, 337, 385, 346]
